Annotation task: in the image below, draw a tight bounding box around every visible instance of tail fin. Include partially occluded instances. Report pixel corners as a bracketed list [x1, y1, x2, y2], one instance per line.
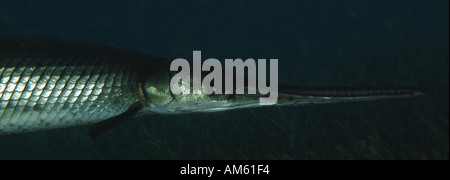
[276, 85, 424, 106]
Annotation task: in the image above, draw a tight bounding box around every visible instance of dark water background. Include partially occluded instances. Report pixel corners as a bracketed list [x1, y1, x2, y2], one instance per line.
[0, 0, 448, 159]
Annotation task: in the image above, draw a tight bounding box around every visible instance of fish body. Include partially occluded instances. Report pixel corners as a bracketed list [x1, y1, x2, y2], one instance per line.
[0, 36, 167, 134]
[0, 36, 422, 136]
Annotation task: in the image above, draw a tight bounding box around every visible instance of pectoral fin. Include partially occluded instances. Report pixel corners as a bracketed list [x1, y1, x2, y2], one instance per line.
[88, 102, 143, 138]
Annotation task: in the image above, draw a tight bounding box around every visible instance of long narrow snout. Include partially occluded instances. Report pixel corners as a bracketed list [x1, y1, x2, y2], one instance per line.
[275, 86, 424, 106]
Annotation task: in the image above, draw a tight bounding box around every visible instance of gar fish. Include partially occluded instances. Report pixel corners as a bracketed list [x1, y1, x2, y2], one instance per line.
[0, 36, 423, 137]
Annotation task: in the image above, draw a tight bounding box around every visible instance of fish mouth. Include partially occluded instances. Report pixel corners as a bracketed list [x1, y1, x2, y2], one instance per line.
[274, 86, 424, 106]
[277, 85, 424, 97]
